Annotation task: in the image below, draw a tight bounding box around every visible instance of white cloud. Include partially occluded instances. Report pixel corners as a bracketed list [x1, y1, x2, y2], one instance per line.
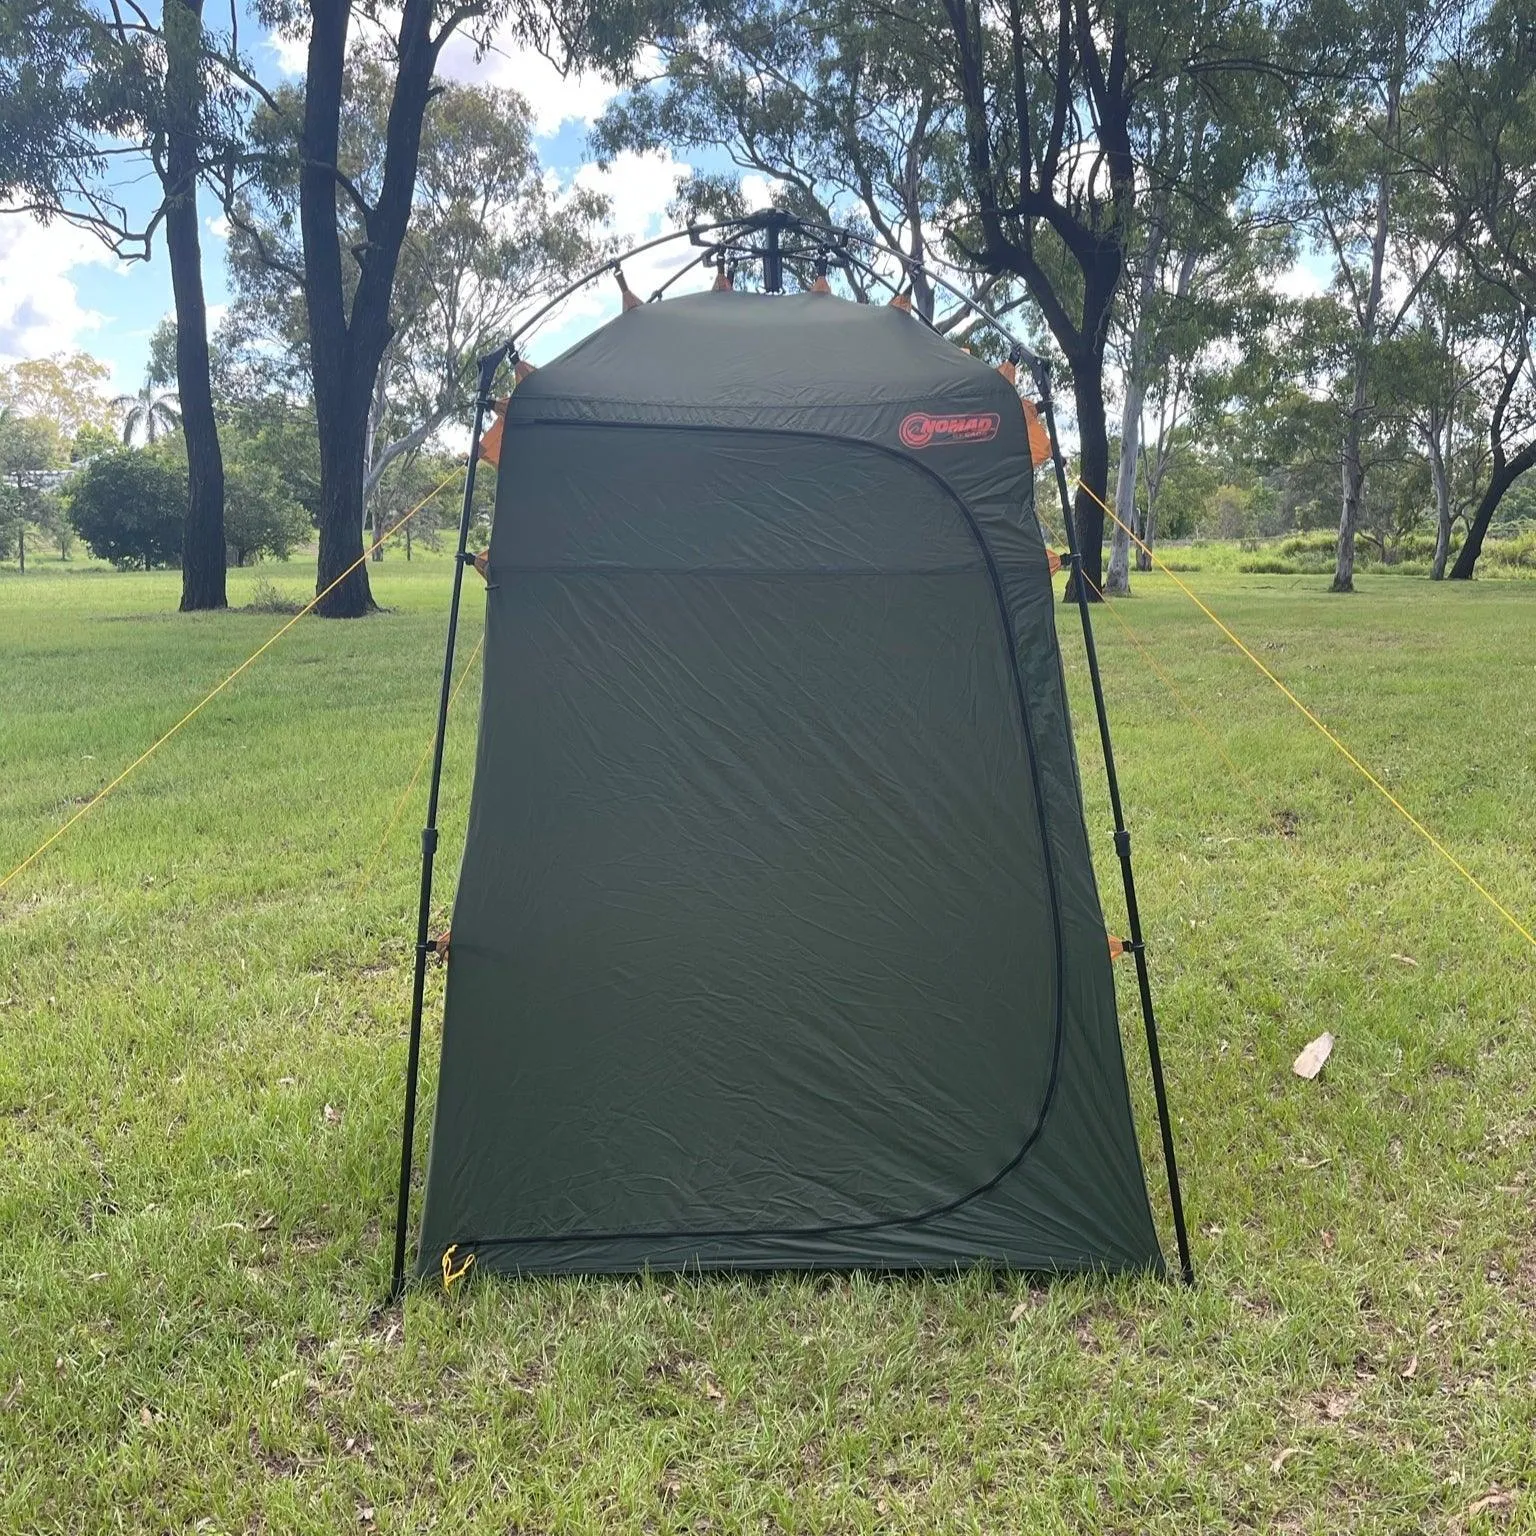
[1275, 255, 1329, 300]
[437, 34, 634, 136]
[206, 212, 231, 241]
[512, 150, 701, 362]
[739, 174, 774, 212]
[0, 217, 113, 363]
[266, 25, 309, 77]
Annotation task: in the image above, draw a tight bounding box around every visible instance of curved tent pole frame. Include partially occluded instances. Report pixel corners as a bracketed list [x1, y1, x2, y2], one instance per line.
[389, 212, 1193, 1294]
[388, 342, 509, 1305]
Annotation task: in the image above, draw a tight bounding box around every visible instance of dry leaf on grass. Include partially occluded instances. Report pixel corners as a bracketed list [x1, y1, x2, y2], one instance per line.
[1464, 1490, 1513, 1517]
[1401, 1354, 1419, 1379]
[1293, 1032, 1335, 1080]
[1391, 953, 1419, 967]
[1271, 1447, 1301, 1473]
[1, 1378, 21, 1411]
[323, 1103, 342, 1124]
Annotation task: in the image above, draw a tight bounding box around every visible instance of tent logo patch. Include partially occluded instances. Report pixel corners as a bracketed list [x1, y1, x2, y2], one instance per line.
[899, 411, 1001, 449]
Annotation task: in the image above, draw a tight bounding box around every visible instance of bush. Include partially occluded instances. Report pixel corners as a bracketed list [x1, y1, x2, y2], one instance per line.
[224, 458, 311, 565]
[244, 576, 305, 614]
[66, 451, 185, 570]
[1482, 528, 1536, 570]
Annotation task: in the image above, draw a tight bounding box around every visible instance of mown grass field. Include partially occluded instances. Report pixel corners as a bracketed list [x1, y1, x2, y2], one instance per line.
[2, 553, 1534, 1534]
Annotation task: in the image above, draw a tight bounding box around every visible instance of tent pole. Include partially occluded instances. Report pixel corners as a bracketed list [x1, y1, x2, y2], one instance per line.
[388, 343, 509, 1305]
[1033, 363, 1195, 1287]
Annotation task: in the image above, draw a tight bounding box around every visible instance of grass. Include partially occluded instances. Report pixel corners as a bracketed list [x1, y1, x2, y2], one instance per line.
[2, 553, 1535, 1534]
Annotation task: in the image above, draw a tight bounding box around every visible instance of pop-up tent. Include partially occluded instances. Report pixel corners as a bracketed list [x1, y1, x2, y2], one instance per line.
[393, 221, 1189, 1288]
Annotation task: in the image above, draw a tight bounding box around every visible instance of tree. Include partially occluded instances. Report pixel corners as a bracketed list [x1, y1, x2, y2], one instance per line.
[0, 353, 116, 441]
[0, 412, 65, 571]
[0, 0, 235, 609]
[1102, 75, 1288, 594]
[223, 455, 312, 565]
[114, 380, 183, 446]
[67, 450, 186, 570]
[593, 0, 1014, 326]
[228, 62, 604, 553]
[229, 0, 521, 617]
[937, 0, 1280, 599]
[1282, 3, 1454, 592]
[1412, 0, 1536, 578]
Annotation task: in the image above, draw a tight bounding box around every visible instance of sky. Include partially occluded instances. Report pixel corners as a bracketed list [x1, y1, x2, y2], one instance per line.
[0, 17, 710, 393]
[0, 13, 1333, 403]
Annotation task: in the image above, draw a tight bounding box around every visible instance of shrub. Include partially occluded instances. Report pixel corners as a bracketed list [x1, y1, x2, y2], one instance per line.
[224, 458, 311, 565]
[66, 450, 185, 570]
[244, 576, 305, 614]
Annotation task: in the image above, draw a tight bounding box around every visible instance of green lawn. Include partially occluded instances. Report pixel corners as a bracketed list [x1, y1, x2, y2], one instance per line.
[2, 556, 1534, 1534]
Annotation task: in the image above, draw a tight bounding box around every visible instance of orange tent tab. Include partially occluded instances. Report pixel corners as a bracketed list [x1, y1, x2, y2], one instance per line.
[1021, 398, 1052, 468]
[478, 397, 510, 466]
[1107, 935, 1127, 959]
[1046, 548, 1062, 575]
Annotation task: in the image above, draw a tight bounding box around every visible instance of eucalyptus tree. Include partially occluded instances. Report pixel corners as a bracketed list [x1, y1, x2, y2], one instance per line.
[228, 0, 532, 615]
[1410, 0, 1536, 578]
[592, 0, 1015, 326]
[0, 0, 242, 609]
[936, 0, 1285, 597]
[227, 59, 604, 562]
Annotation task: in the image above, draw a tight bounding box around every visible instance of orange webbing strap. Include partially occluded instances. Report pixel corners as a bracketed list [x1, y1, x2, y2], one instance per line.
[615, 266, 642, 311]
[478, 397, 510, 467]
[473, 551, 489, 581]
[809, 273, 832, 294]
[428, 929, 450, 964]
[1108, 935, 1127, 959]
[478, 363, 539, 468]
[713, 264, 733, 291]
[1046, 548, 1062, 575]
[888, 291, 913, 312]
[1021, 398, 1052, 468]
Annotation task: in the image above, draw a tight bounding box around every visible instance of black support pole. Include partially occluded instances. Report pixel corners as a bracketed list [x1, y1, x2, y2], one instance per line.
[388, 343, 509, 1304]
[1033, 362, 1195, 1286]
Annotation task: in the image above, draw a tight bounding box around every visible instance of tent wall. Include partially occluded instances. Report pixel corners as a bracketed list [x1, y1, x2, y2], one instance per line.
[415, 294, 1162, 1277]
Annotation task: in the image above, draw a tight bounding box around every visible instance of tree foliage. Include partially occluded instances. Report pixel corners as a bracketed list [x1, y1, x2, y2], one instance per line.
[66, 449, 187, 570]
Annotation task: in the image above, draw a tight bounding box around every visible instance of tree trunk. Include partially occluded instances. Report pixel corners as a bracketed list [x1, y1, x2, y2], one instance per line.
[1070, 367, 1110, 601]
[1137, 475, 1157, 573]
[1450, 442, 1536, 579]
[1334, 410, 1365, 593]
[313, 382, 376, 616]
[1106, 377, 1144, 596]
[297, 0, 441, 617]
[17, 518, 23, 574]
[1332, 50, 1398, 594]
[1427, 411, 1452, 581]
[164, 0, 226, 613]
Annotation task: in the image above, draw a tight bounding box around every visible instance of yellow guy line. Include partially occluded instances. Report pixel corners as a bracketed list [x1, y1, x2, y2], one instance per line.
[352, 634, 485, 899]
[1075, 563, 1296, 843]
[1, 467, 467, 896]
[1073, 476, 1536, 951]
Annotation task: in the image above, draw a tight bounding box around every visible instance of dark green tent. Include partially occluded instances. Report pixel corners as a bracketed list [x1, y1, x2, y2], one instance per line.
[415, 289, 1165, 1278]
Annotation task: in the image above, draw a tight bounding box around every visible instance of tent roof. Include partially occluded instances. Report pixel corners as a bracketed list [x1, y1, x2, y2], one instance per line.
[513, 290, 1011, 416]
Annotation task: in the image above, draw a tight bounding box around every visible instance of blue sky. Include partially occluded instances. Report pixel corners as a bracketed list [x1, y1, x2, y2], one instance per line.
[0, 14, 708, 392]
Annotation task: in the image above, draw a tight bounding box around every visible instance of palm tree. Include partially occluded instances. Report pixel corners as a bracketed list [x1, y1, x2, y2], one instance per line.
[113, 380, 181, 446]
